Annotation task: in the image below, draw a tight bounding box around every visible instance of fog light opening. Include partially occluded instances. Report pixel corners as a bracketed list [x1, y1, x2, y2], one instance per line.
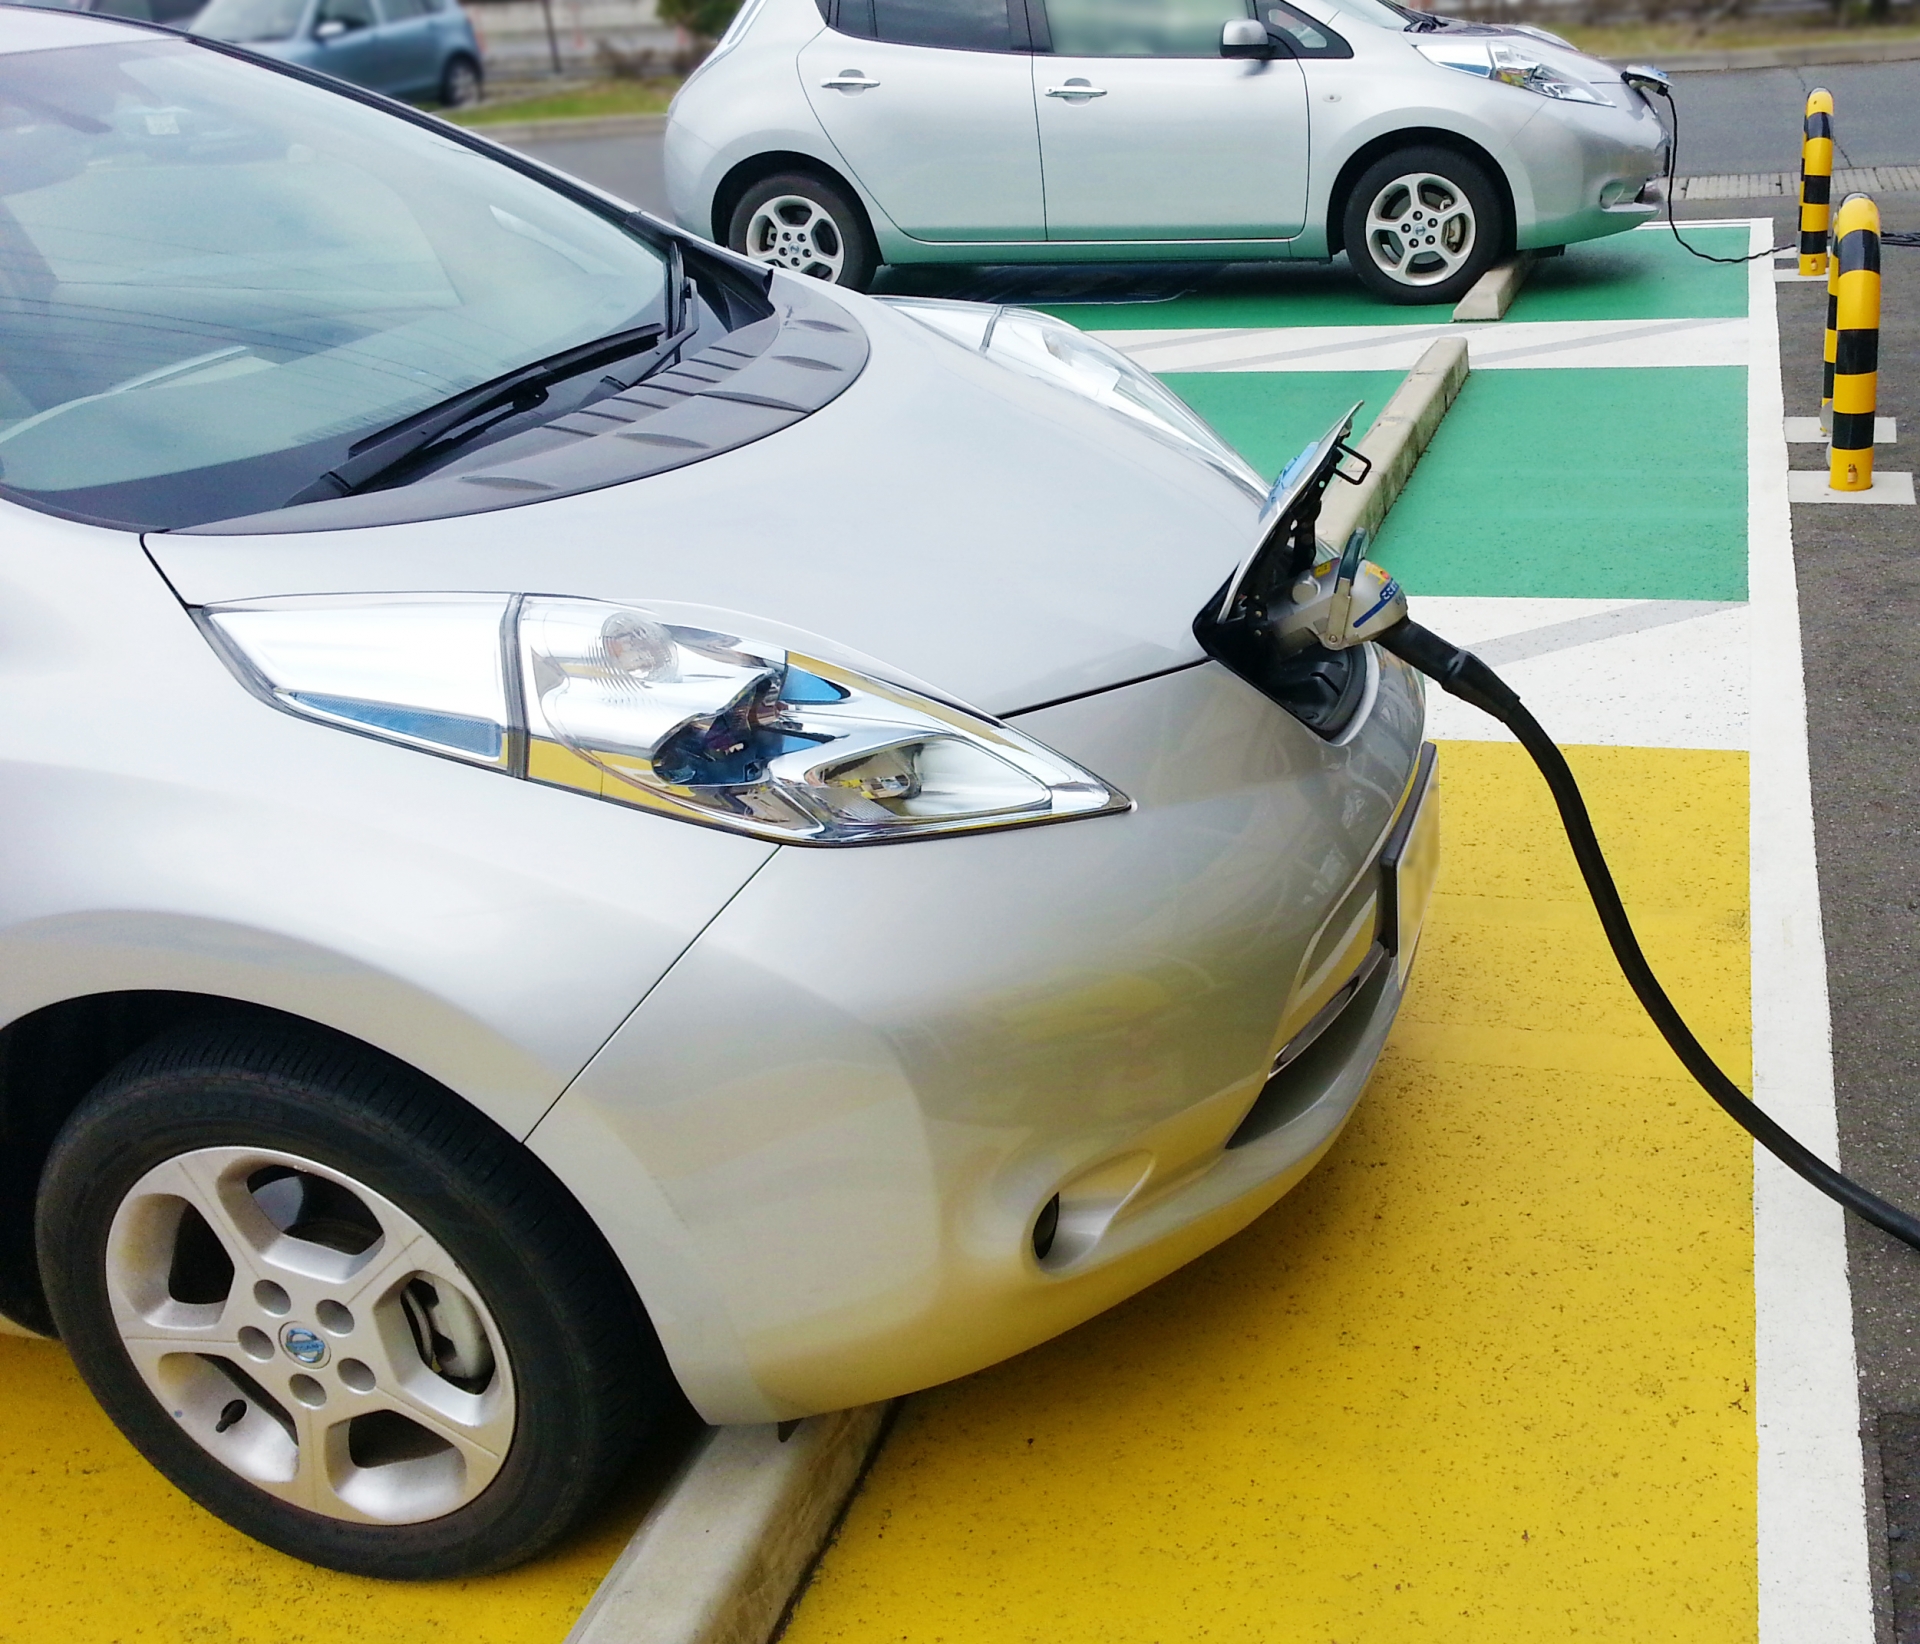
[1031, 1195, 1060, 1263]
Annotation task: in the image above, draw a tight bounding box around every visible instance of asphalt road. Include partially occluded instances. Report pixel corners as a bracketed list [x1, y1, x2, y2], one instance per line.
[519, 132, 670, 215]
[1669, 59, 1920, 174]
[510, 59, 1920, 223]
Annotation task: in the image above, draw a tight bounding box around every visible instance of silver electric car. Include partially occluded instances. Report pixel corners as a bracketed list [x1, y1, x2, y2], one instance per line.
[666, 0, 1668, 301]
[0, 5, 1435, 1578]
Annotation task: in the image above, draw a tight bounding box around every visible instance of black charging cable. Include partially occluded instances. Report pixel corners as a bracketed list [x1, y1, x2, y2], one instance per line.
[1645, 82, 1794, 266]
[1379, 618, 1920, 1254]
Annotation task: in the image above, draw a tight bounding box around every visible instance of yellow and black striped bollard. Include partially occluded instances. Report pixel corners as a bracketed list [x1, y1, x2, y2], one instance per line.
[1829, 192, 1881, 494]
[1799, 88, 1835, 278]
[1823, 234, 1839, 432]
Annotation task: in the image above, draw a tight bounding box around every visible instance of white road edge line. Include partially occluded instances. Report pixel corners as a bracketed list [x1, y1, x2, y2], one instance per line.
[1748, 215, 1876, 1644]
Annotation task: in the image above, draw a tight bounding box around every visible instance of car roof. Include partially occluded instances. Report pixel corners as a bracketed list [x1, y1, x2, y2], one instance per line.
[0, 3, 162, 55]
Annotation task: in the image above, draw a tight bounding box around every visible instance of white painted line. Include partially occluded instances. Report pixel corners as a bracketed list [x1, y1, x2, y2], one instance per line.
[1412, 596, 1749, 750]
[1787, 469, 1916, 504]
[1776, 269, 1830, 283]
[1102, 316, 1749, 373]
[1747, 214, 1875, 1644]
[564, 1404, 892, 1644]
[1785, 417, 1896, 444]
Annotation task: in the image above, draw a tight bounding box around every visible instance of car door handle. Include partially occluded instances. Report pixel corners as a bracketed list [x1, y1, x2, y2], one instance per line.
[821, 71, 881, 89]
[1045, 80, 1107, 98]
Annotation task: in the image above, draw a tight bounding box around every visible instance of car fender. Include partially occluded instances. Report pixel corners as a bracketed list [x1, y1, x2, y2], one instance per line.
[0, 509, 775, 1141]
[1299, 46, 1540, 258]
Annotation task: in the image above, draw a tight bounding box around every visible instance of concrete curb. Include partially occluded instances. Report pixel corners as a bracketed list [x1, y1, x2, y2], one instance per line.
[1318, 335, 1469, 551]
[448, 111, 667, 146]
[1677, 163, 1920, 201]
[1627, 35, 1920, 71]
[564, 1402, 895, 1644]
[1451, 253, 1534, 322]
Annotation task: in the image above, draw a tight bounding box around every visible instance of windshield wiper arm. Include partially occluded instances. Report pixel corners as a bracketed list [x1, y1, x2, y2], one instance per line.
[286, 319, 669, 506]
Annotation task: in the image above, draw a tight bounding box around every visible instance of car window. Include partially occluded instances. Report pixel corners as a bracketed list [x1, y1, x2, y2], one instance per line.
[380, 0, 430, 19]
[315, 0, 374, 27]
[1042, 0, 1254, 56]
[872, 0, 1012, 49]
[825, 0, 1017, 49]
[1259, 0, 1349, 54]
[0, 38, 671, 528]
[192, 0, 305, 40]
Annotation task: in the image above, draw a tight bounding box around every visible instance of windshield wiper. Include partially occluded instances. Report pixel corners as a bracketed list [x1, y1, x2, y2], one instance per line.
[286, 319, 673, 507]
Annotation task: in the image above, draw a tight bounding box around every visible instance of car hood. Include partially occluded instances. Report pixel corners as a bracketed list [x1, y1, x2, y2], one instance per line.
[146, 285, 1265, 717]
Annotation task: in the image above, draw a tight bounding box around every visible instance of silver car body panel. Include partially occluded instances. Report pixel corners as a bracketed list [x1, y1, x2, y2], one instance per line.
[532, 655, 1426, 1421]
[798, 31, 1046, 241]
[666, 0, 1664, 263]
[0, 510, 776, 1141]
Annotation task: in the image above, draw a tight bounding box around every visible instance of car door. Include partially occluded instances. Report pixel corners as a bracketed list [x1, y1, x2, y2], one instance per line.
[1031, 0, 1310, 241]
[373, 0, 440, 94]
[309, 0, 391, 89]
[797, 0, 1044, 243]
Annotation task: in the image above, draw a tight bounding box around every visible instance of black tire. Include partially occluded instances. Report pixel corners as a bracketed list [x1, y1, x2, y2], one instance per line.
[1341, 145, 1505, 306]
[439, 54, 482, 109]
[727, 170, 879, 291]
[36, 1023, 676, 1580]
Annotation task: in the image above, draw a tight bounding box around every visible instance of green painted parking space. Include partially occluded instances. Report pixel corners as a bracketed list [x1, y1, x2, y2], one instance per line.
[1041, 263, 1443, 329]
[1506, 225, 1751, 322]
[1033, 224, 1754, 330]
[1160, 369, 1397, 477]
[1369, 366, 1748, 601]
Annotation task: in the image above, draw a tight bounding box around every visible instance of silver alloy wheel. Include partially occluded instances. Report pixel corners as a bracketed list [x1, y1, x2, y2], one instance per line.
[103, 1146, 515, 1525]
[741, 194, 847, 282]
[1362, 172, 1477, 288]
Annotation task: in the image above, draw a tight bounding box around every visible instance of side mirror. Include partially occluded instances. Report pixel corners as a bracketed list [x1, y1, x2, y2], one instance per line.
[1221, 17, 1274, 57]
[313, 16, 350, 38]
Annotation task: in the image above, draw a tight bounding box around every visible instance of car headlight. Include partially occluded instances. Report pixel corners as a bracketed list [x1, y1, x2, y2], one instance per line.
[201, 595, 1128, 844]
[884, 298, 1265, 497]
[1412, 36, 1611, 105]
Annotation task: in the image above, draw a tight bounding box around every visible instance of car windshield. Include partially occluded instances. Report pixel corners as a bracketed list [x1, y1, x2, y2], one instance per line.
[191, 0, 307, 41]
[0, 38, 672, 528]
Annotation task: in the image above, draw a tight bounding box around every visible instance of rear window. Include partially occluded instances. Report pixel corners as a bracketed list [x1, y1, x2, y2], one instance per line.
[0, 39, 670, 528]
[827, 0, 1017, 51]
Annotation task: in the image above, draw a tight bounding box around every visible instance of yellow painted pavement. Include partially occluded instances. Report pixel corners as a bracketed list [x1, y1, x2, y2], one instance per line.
[783, 741, 1758, 1644]
[0, 1334, 650, 1644]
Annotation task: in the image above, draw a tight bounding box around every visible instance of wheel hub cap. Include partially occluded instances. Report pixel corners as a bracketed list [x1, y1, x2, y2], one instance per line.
[1364, 172, 1477, 288]
[104, 1146, 516, 1526]
[742, 194, 847, 282]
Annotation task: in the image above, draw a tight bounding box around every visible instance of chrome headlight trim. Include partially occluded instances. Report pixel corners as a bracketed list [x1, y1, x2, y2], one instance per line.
[1413, 36, 1612, 105]
[201, 594, 1131, 846]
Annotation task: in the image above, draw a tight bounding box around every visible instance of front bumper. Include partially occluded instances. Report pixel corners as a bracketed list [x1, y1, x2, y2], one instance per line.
[530, 653, 1428, 1421]
[1514, 93, 1668, 249]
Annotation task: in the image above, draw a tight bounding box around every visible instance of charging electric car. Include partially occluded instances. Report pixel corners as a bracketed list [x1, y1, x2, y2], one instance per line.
[0, 4, 1435, 1578]
[665, 0, 1668, 301]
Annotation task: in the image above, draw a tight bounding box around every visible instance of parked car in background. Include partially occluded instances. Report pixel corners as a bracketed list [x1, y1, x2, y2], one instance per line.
[190, 0, 483, 103]
[666, 0, 1668, 302]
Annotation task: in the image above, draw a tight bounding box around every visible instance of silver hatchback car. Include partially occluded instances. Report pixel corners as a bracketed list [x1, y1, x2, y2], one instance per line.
[2, 4, 1433, 1579]
[667, 0, 1668, 301]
